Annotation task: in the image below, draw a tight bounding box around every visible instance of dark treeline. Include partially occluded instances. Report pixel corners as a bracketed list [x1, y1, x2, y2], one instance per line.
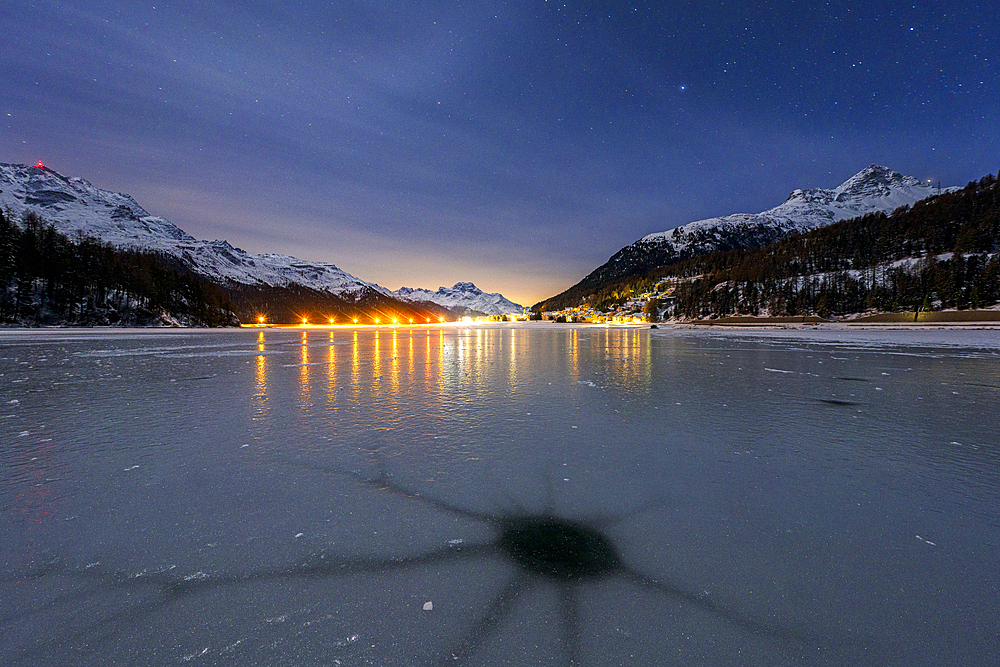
[667, 172, 999, 318]
[0, 209, 239, 326]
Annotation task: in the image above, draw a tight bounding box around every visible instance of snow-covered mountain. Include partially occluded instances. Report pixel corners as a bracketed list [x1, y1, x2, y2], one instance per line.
[0, 162, 389, 302]
[393, 282, 524, 316]
[641, 165, 949, 249]
[1, 164, 517, 317]
[537, 165, 955, 309]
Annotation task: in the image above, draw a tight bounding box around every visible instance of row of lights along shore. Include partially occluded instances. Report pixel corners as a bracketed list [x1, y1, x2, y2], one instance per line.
[253, 315, 451, 327]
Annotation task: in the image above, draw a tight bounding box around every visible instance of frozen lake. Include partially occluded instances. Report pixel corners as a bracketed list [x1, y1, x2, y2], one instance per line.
[2, 323, 999, 666]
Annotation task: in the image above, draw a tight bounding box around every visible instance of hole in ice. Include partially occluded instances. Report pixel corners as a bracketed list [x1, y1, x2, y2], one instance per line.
[498, 516, 620, 580]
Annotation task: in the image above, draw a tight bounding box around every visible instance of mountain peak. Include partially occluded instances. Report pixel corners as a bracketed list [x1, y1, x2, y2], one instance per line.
[445, 282, 480, 293]
[858, 164, 894, 178]
[834, 165, 916, 198]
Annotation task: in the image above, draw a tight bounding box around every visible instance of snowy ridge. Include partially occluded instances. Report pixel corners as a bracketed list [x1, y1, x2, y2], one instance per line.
[0, 163, 394, 300]
[641, 165, 952, 249]
[392, 282, 524, 315]
[0, 164, 193, 243]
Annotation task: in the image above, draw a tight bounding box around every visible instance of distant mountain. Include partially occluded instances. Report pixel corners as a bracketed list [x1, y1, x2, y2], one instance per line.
[392, 282, 524, 316]
[0, 163, 518, 323]
[536, 165, 955, 311]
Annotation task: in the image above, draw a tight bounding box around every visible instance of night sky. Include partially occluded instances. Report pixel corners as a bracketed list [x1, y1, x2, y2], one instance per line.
[3, 1, 997, 305]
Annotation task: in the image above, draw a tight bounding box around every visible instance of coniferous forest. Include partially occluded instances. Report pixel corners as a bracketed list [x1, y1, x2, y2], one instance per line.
[0, 209, 239, 326]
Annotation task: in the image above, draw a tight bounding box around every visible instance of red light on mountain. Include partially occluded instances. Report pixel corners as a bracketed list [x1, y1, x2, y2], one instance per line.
[36, 161, 45, 169]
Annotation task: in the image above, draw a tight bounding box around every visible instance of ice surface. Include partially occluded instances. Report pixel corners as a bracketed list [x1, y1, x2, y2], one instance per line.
[2, 324, 999, 666]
